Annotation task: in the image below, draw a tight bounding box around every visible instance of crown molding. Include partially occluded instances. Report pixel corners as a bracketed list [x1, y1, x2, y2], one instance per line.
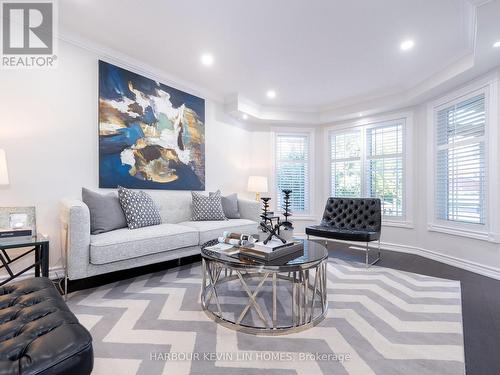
[227, 52, 479, 125]
[58, 1, 486, 126]
[226, 0, 487, 125]
[57, 31, 224, 103]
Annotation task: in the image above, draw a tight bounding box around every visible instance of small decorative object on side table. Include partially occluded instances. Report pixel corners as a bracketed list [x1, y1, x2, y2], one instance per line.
[0, 235, 49, 286]
[0, 206, 37, 240]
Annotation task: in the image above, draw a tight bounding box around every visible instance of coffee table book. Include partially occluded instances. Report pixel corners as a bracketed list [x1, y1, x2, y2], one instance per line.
[239, 241, 303, 261]
[203, 242, 240, 256]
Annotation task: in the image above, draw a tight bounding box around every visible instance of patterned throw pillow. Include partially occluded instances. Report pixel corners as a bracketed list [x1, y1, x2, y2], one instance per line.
[191, 190, 227, 221]
[117, 187, 162, 229]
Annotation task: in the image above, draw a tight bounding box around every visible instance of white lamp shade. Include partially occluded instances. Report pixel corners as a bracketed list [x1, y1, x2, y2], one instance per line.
[247, 176, 268, 193]
[0, 149, 8, 185]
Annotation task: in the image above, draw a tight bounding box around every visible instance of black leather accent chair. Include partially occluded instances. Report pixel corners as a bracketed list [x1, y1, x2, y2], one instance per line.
[0, 277, 93, 375]
[306, 197, 382, 266]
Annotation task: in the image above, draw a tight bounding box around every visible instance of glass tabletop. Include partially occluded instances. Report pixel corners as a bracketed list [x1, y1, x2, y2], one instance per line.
[0, 235, 49, 248]
[201, 239, 328, 271]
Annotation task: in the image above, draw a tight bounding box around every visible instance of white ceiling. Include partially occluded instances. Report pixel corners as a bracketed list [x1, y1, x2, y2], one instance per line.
[60, 0, 500, 117]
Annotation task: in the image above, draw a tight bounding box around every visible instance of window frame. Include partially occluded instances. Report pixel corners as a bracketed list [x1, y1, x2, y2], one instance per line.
[330, 129, 363, 198]
[435, 91, 487, 226]
[427, 76, 499, 242]
[271, 127, 315, 218]
[325, 112, 414, 228]
[365, 120, 406, 219]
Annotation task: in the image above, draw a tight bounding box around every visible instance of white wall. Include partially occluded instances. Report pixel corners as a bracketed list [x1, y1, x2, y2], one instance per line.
[0, 41, 252, 273]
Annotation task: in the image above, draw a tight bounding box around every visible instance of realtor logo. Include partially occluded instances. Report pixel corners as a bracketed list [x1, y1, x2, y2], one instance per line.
[1, 0, 57, 68]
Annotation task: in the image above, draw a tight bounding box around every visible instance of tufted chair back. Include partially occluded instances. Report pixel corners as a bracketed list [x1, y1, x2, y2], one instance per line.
[320, 197, 381, 233]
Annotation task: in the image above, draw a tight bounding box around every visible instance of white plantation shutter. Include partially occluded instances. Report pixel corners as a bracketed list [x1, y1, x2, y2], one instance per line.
[330, 131, 362, 197]
[276, 134, 309, 213]
[329, 120, 406, 219]
[435, 93, 486, 224]
[366, 122, 404, 217]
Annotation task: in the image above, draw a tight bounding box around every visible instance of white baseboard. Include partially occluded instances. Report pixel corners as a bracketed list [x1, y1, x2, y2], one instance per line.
[0, 266, 65, 284]
[377, 241, 500, 280]
[300, 234, 500, 280]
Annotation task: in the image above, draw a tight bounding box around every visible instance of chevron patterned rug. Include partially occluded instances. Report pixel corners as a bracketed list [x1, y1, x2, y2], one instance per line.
[67, 258, 465, 375]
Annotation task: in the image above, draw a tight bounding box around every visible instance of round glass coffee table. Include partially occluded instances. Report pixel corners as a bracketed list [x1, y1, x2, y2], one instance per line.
[200, 239, 328, 335]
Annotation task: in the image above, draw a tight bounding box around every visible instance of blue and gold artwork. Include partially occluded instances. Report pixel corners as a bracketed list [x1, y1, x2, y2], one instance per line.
[98, 60, 205, 190]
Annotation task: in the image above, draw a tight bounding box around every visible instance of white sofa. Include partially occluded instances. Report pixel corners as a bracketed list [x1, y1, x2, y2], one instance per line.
[60, 191, 260, 281]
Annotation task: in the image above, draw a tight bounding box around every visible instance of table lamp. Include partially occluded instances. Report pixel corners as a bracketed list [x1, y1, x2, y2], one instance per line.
[0, 150, 9, 185]
[247, 176, 268, 201]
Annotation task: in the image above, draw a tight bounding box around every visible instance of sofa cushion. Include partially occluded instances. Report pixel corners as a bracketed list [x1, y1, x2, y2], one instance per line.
[178, 219, 257, 244]
[191, 191, 227, 221]
[147, 191, 193, 224]
[82, 187, 127, 234]
[90, 223, 198, 264]
[210, 192, 241, 219]
[118, 187, 162, 229]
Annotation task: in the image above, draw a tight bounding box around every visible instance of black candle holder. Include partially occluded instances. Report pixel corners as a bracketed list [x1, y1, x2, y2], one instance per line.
[281, 189, 293, 229]
[258, 190, 294, 244]
[260, 197, 272, 224]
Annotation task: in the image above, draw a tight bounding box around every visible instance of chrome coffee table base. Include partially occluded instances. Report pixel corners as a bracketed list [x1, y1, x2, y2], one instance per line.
[201, 258, 328, 336]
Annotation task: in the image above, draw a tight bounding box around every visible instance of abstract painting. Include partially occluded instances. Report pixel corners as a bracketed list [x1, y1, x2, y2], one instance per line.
[98, 60, 205, 190]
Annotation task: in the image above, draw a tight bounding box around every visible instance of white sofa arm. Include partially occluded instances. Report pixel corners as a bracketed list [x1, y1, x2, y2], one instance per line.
[60, 199, 91, 280]
[238, 198, 261, 222]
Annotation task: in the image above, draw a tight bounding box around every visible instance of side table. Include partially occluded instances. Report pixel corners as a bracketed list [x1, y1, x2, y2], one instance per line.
[0, 236, 49, 286]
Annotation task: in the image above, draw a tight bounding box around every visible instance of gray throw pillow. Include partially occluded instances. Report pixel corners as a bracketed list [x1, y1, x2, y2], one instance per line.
[191, 190, 227, 221]
[117, 186, 162, 229]
[209, 192, 240, 219]
[82, 188, 127, 234]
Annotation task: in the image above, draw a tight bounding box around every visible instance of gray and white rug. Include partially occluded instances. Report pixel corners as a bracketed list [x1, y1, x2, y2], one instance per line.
[67, 258, 465, 375]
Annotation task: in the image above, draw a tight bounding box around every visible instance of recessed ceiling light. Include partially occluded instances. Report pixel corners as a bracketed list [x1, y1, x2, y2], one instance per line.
[242, 113, 248, 120]
[493, 41, 500, 48]
[400, 40, 415, 51]
[266, 90, 276, 99]
[200, 53, 214, 66]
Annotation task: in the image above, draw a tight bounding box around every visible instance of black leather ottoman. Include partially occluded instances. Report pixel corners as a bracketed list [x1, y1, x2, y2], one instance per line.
[0, 277, 93, 375]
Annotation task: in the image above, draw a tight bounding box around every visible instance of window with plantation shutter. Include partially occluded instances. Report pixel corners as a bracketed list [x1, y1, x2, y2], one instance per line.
[330, 119, 406, 220]
[366, 122, 404, 217]
[275, 134, 310, 213]
[330, 131, 362, 197]
[435, 93, 486, 225]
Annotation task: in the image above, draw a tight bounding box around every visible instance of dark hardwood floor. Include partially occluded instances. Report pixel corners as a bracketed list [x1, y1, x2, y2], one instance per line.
[326, 241, 500, 375]
[66, 241, 499, 374]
